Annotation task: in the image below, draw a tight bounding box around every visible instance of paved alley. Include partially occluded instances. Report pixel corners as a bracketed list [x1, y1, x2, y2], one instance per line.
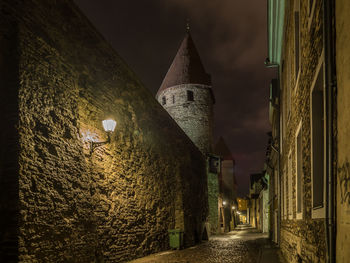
[130, 225, 284, 263]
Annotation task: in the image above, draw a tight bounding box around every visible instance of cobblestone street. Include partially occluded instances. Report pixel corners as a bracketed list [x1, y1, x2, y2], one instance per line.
[130, 225, 284, 263]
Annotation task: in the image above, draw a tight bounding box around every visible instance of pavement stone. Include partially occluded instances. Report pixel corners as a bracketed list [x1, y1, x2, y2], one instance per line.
[129, 225, 285, 263]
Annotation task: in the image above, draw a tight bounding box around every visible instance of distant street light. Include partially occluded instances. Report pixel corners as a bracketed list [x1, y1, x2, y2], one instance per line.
[223, 201, 227, 206]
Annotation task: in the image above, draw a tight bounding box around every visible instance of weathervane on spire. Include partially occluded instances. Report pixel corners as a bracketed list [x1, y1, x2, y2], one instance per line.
[186, 18, 190, 32]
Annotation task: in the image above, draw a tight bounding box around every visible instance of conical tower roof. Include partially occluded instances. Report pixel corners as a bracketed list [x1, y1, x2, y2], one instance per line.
[157, 32, 211, 95]
[215, 136, 234, 161]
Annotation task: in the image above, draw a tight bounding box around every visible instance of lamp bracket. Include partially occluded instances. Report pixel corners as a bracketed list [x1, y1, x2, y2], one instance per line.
[90, 132, 111, 155]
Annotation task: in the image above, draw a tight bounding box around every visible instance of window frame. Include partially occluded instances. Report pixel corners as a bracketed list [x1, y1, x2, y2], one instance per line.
[295, 120, 303, 219]
[283, 166, 287, 220]
[310, 52, 326, 219]
[288, 150, 293, 220]
[293, 0, 301, 92]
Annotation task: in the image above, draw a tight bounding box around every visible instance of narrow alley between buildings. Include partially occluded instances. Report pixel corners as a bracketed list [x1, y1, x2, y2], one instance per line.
[3, 0, 350, 262]
[130, 225, 284, 263]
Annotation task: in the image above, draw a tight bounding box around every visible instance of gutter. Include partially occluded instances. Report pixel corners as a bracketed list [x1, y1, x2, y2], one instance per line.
[323, 0, 336, 262]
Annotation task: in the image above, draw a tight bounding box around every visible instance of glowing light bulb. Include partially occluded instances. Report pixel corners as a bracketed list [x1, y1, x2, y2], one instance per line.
[102, 119, 116, 132]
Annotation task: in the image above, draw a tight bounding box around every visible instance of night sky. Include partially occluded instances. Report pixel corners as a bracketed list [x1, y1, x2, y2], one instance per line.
[74, 0, 277, 197]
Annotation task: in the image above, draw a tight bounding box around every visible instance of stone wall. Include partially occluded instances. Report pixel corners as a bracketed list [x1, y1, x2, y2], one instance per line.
[207, 170, 219, 234]
[0, 0, 208, 262]
[279, 0, 326, 262]
[0, 13, 20, 262]
[156, 84, 214, 155]
[219, 160, 235, 232]
[335, 0, 350, 261]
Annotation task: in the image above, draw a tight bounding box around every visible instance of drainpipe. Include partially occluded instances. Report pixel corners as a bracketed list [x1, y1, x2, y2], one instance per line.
[323, 0, 336, 262]
[265, 64, 281, 247]
[270, 128, 281, 247]
[272, 77, 281, 247]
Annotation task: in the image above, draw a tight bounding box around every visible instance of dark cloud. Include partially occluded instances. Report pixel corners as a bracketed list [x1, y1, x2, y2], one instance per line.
[74, 0, 276, 197]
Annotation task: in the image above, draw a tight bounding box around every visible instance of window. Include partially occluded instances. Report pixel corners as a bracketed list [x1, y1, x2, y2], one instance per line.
[282, 87, 287, 141]
[296, 121, 303, 219]
[187, 90, 194, 101]
[208, 156, 220, 174]
[288, 151, 293, 219]
[286, 48, 292, 120]
[283, 167, 287, 219]
[311, 57, 325, 218]
[162, 96, 166, 105]
[294, 0, 300, 83]
[274, 168, 278, 198]
[172, 95, 175, 104]
[287, 82, 291, 119]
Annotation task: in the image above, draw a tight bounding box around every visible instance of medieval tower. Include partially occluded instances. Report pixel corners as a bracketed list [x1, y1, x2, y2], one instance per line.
[156, 30, 215, 155]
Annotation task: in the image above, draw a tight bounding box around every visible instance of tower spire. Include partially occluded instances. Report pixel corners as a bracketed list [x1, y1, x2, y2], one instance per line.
[157, 29, 211, 95]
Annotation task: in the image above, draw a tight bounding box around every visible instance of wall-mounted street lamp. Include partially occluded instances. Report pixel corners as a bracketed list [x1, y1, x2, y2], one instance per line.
[223, 201, 227, 206]
[90, 119, 117, 155]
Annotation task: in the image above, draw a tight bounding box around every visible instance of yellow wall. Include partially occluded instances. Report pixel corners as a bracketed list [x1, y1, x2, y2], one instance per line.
[237, 198, 247, 211]
[336, 0, 350, 261]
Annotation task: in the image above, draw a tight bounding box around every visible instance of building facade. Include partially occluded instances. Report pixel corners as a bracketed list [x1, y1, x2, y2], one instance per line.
[215, 137, 238, 232]
[267, 0, 350, 262]
[248, 173, 264, 229]
[237, 197, 248, 224]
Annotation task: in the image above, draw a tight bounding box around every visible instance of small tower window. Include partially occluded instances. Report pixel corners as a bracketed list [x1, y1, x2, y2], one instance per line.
[172, 95, 175, 104]
[162, 96, 166, 105]
[187, 90, 194, 101]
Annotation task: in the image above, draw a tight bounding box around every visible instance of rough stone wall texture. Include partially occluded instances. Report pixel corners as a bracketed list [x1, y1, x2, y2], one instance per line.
[219, 160, 235, 232]
[335, 0, 350, 262]
[156, 84, 214, 155]
[249, 198, 259, 228]
[207, 171, 219, 234]
[261, 188, 269, 233]
[0, 0, 208, 262]
[266, 156, 277, 240]
[279, 0, 326, 262]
